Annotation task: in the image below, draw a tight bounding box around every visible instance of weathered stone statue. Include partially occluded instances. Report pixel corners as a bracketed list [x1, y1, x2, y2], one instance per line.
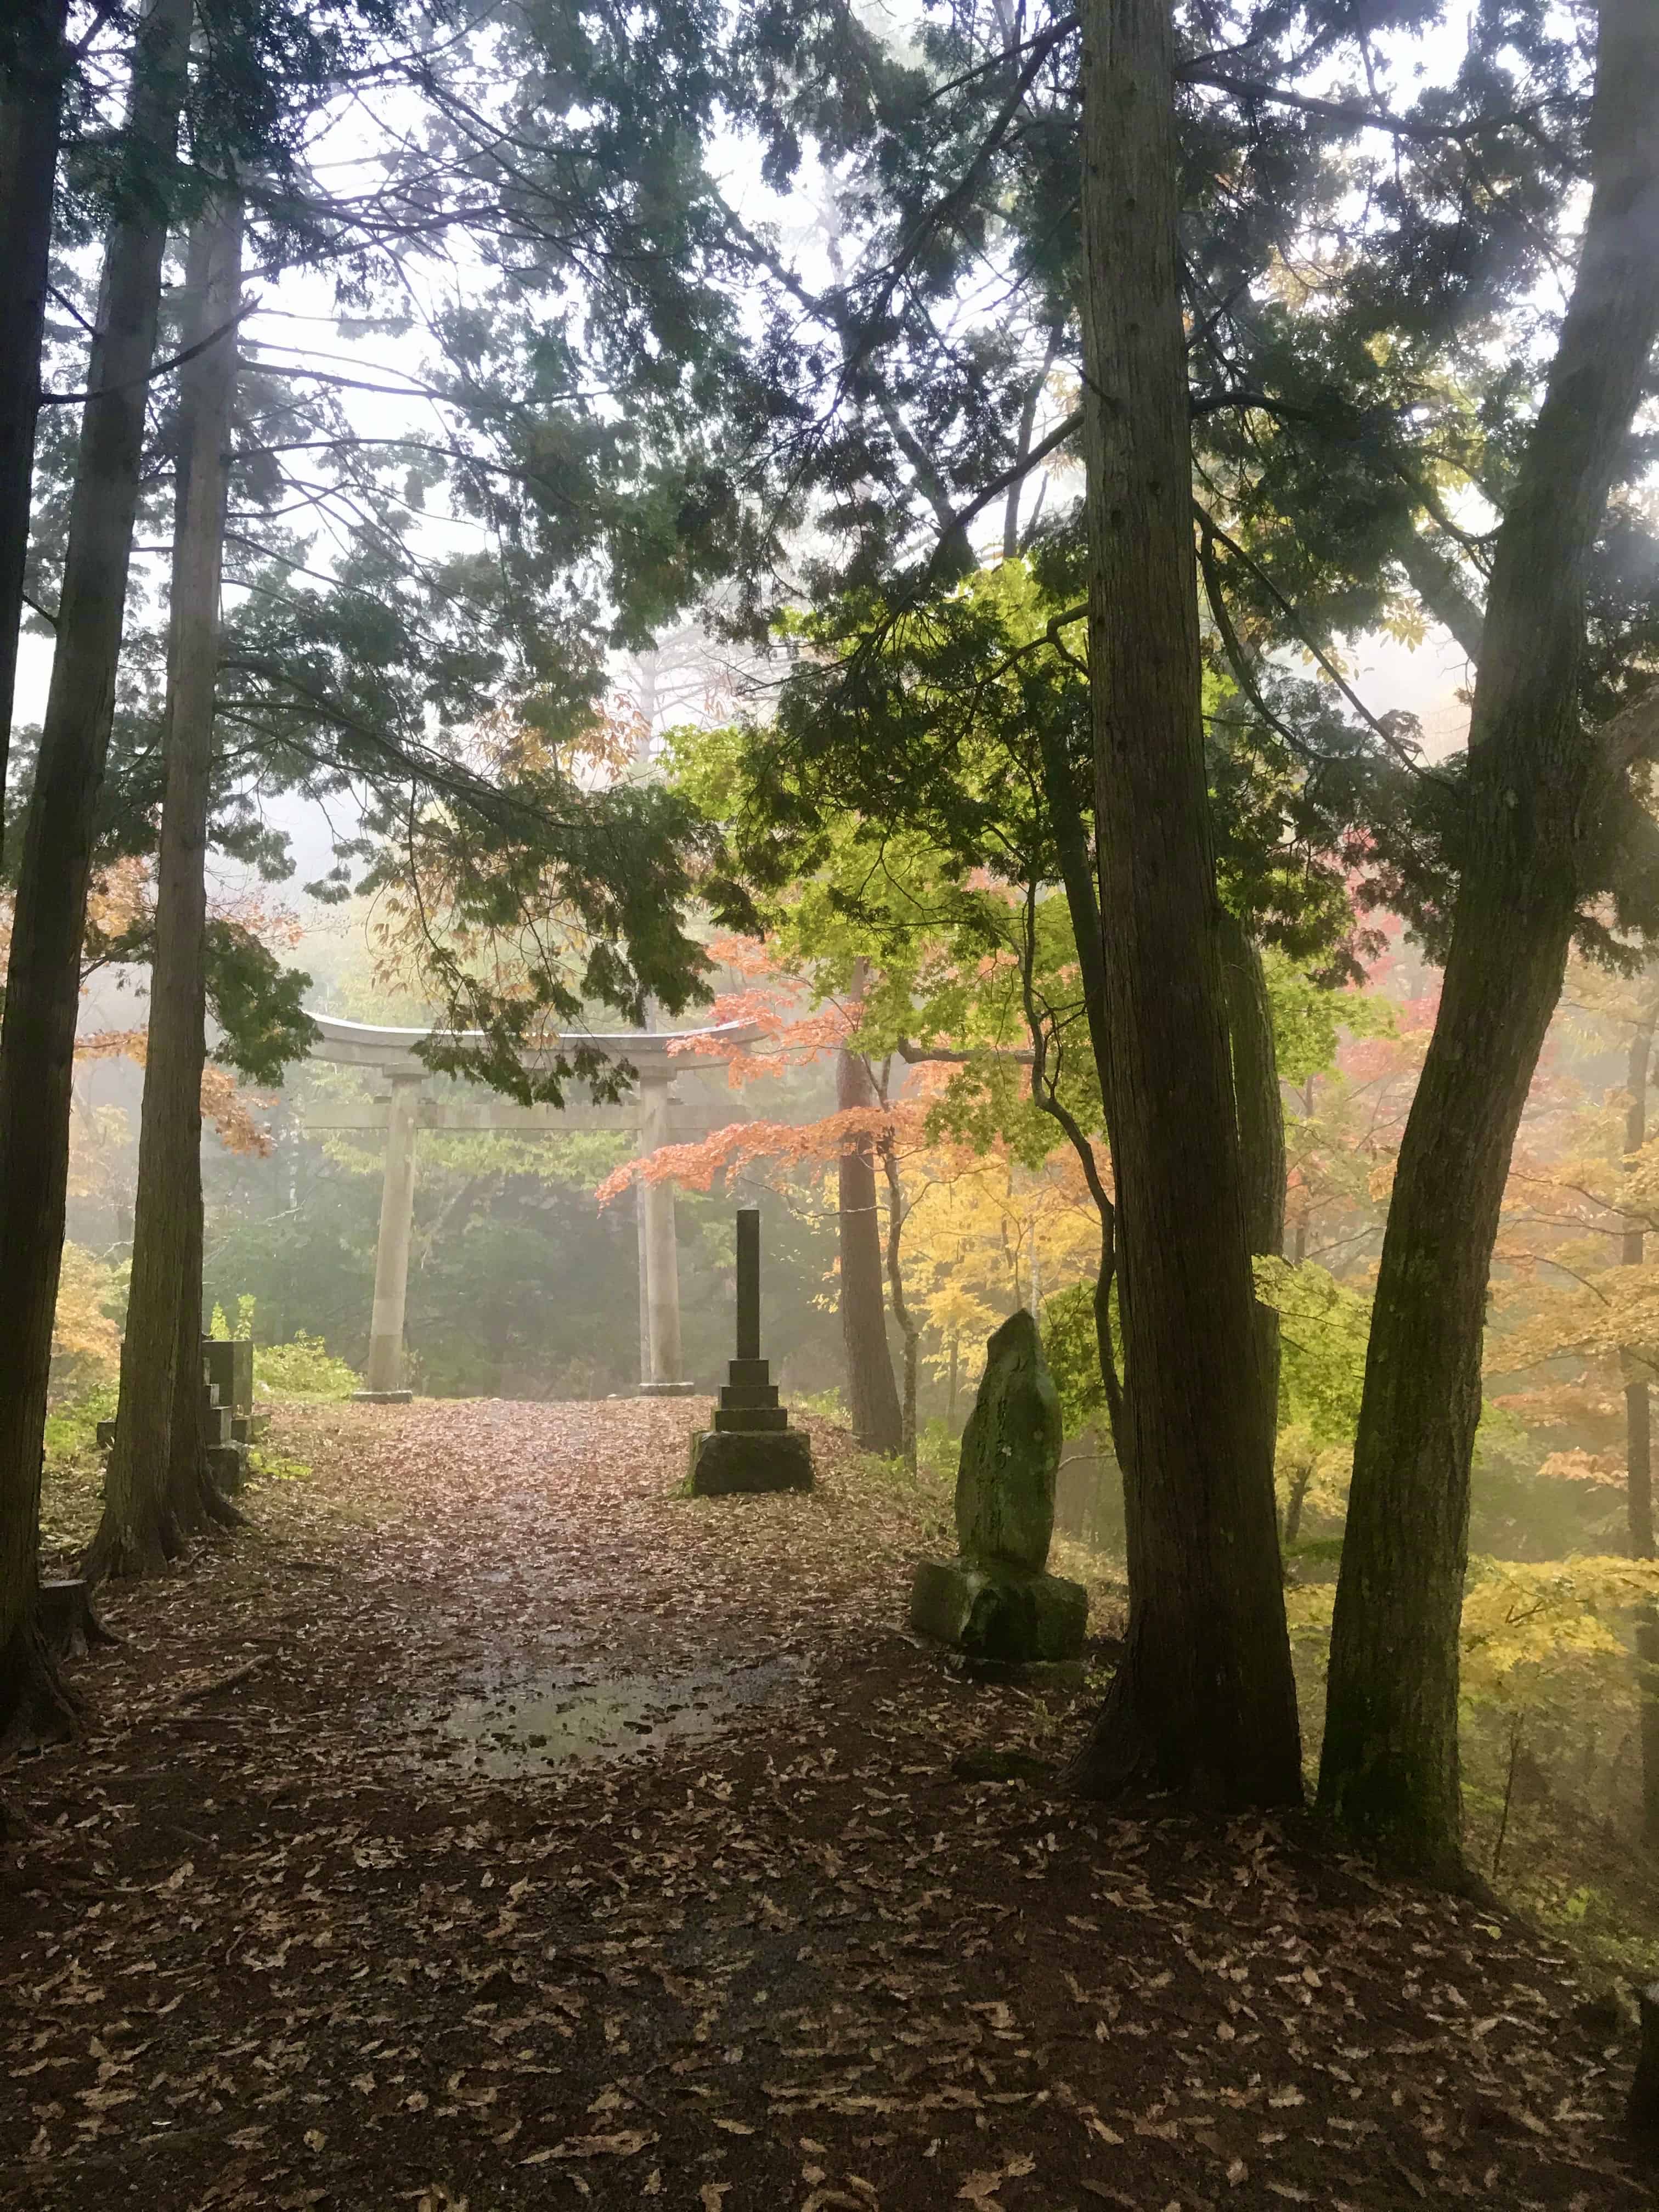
[909, 1310, 1087, 1663]
[687, 1208, 813, 1494]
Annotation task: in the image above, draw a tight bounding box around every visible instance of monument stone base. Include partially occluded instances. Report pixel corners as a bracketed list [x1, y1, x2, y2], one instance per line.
[208, 1442, 248, 1495]
[688, 1426, 814, 1496]
[639, 1380, 699, 1398]
[351, 1389, 413, 1404]
[910, 1558, 1087, 1665]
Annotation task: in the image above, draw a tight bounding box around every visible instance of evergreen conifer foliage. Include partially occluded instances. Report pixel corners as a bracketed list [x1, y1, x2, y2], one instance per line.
[0, 0, 70, 839]
[1319, 0, 1659, 1875]
[682, 0, 1659, 1818]
[0, 0, 195, 1751]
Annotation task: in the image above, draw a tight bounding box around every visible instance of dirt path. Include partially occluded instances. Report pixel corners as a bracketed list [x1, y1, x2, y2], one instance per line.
[1, 1400, 1652, 2210]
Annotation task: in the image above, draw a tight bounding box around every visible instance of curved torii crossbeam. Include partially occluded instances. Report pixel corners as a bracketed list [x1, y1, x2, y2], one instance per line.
[304, 1014, 758, 1401]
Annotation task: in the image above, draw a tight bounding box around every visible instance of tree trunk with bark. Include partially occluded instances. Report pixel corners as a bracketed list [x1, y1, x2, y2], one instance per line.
[0, 0, 191, 1742]
[1069, 0, 1301, 1809]
[1395, 526, 1486, 667]
[1318, 0, 1659, 1874]
[1280, 1437, 1318, 1554]
[877, 1121, 919, 1472]
[0, 0, 69, 845]
[837, 962, 903, 1454]
[90, 198, 243, 1581]
[1622, 1002, 1659, 1847]
[1033, 713, 1128, 1464]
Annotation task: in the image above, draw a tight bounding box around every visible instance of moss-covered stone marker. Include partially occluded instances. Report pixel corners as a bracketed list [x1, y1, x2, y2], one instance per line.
[909, 1310, 1086, 1663]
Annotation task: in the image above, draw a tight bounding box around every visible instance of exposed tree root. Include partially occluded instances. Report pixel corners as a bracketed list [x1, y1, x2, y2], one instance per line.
[1068, 1629, 1305, 1815]
[83, 1499, 184, 1585]
[171, 1459, 244, 1541]
[0, 1619, 81, 1759]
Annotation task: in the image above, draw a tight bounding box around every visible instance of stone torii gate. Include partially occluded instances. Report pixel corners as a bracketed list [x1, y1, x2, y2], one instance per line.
[302, 1014, 753, 1400]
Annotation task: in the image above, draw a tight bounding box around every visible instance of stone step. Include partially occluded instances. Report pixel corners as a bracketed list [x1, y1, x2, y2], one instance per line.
[97, 1402, 258, 1452]
[719, 1381, 780, 1410]
[712, 1406, 790, 1434]
[201, 1336, 255, 1419]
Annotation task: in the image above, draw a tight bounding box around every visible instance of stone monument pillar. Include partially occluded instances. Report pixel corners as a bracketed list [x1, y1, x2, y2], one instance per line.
[687, 1207, 813, 1494]
[909, 1310, 1086, 1663]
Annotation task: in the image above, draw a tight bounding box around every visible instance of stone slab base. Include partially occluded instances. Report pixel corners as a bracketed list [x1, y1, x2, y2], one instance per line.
[639, 1380, 700, 1397]
[955, 1654, 1093, 1690]
[40, 1578, 119, 1658]
[351, 1390, 413, 1404]
[910, 1558, 1087, 1665]
[688, 1426, 814, 1496]
[208, 1442, 248, 1495]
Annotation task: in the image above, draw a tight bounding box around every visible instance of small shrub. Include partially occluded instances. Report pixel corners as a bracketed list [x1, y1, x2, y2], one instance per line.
[792, 1387, 851, 1429]
[917, 1416, 960, 1480]
[40, 1379, 117, 1554]
[247, 1445, 314, 1483]
[43, 1378, 119, 1463]
[208, 1294, 257, 1342]
[256, 1331, 361, 1401]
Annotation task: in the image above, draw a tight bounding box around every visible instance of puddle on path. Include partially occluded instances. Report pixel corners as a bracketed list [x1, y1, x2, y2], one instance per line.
[415, 1657, 804, 1777]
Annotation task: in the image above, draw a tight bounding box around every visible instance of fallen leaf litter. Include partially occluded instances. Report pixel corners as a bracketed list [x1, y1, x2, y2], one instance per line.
[1, 1397, 1651, 2209]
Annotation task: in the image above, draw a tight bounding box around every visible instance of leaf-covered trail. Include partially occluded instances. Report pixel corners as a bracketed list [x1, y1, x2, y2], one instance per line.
[1, 1400, 1651, 2210]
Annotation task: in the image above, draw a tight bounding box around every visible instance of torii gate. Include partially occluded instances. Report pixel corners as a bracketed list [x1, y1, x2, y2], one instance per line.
[302, 1014, 753, 1400]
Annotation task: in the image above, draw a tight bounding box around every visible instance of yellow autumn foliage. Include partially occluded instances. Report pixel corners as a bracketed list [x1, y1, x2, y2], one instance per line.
[1460, 1555, 1659, 1704]
[897, 1146, 1102, 1383]
[1287, 1553, 1659, 1716]
[1490, 1265, 1659, 1379]
[52, 1243, 121, 1375]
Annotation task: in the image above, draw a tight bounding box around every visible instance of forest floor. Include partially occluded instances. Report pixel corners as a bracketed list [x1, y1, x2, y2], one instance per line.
[2, 1397, 1656, 2212]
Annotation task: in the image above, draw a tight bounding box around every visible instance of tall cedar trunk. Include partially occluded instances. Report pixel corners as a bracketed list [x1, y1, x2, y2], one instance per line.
[0, 0, 70, 846]
[89, 199, 242, 1581]
[0, 0, 191, 1743]
[1069, 0, 1301, 1808]
[1218, 908, 1286, 1469]
[1318, 0, 1659, 1873]
[837, 961, 903, 1453]
[1622, 1005, 1659, 1846]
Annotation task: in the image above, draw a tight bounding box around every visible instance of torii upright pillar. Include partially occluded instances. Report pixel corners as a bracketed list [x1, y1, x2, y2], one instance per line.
[356, 1073, 421, 1401]
[637, 1071, 691, 1394]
